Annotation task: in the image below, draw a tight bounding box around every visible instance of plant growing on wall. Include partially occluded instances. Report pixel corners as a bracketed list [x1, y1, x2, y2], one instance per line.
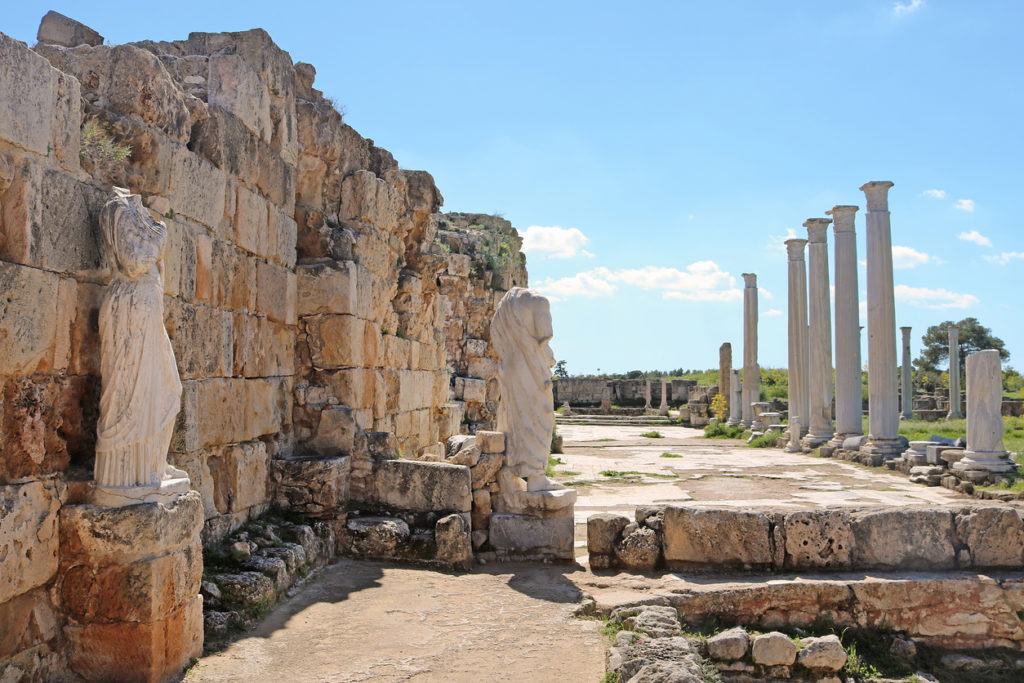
[80, 120, 132, 167]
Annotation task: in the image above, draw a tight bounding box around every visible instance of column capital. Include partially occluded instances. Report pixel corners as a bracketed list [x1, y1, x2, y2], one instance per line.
[900, 326, 912, 334]
[949, 327, 959, 340]
[859, 181, 894, 211]
[804, 218, 831, 243]
[742, 273, 757, 288]
[785, 238, 807, 261]
[826, 205, 859, 233]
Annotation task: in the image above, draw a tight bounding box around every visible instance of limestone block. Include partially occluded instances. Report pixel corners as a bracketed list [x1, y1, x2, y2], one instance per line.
[662, 507, 772, 569]
[465, 338, 488, 357]
[306, 314, 379, 369]
[448, 444, 481, 467]
[488, 513, 574, 559]
[447, 253, 471, 277]
[339, 517, 410, 557]
[196, 378, 286, 447]
[471, 489, 492, 530]
[325, 368, 376, 411]
[234, 182, 271, 257]
[272, 455, 350, 518]
[208, 54, 272, 143]
[587, 513, 630, 557]
[194, 232, 213, 302]
[59, 491, 202, 566]
[955, 507, 1024, 568]
[751, 632, 797, 666]
[60, 538, 202, 623]
[614, 524, 660, 571]
[170, 146, 227, 233]
[64, 594, 202, 683]
[255, 260, 296, 325]
[340, 170, 402, 233]
[850, 508, 955, 570]
[163, 299, 233, 379]
[797, 635, 847, 672]
[189, 104, 259, 185]
[232, 315, 293, 378]
[170, 381, 200, 453]
[167, 450, 217, 521]
[37, 11, 104, 47]
[707, 627, 749, 661]
[258, 146, 294, 214]
[308, 406, 356, 456]
[0, 261, 61, 374]
[0, 479, 63, 603]
[212, 241, 256, 312]
[468, 356, 498, 380]
[435, 513, 472, 570]
[783, 510, 853, 570]
[296, 261, 357, 317]
[461, 377, 487, 403]
[29, 169, 107, 274]
[209, 441, 269, 513]
[368, 460, 471, 513]
[0, 33, 80, 168]
[471, 453, 504, 490]
[476, 431, 506, 454]
[0, 587, 60, 661]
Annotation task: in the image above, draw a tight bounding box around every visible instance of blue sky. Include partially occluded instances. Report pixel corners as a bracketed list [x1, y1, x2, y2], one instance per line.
[7, 1, 1022, 374]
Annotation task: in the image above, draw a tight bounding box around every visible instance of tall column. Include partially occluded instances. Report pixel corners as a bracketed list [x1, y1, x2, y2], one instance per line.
[803, 218, 834, 446]
[644, 380, 652, 411]
[947, 327, 963, 419]
[727, 369, 742, 426]
[719, 343, 732, 412]
[830, 205, 862, 447]
[659, 378, 669, 416]
[953, 350, 1014, 475]
[900, 326, 914, 419]
[784, 238, 809, 452]
[741, 273, 760, 428]
[859, 181, 902, 457]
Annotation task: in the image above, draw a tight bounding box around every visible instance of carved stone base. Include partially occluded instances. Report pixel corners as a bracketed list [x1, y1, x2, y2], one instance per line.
[92, 475, 190, 508]
[859, 437, 905, 459]
[59, 491, 204, 682]
[952, 451, 1017, 475]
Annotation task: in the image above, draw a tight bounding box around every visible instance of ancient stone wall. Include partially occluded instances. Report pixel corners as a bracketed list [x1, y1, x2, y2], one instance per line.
[0, 17, 528, 679]
[553, 378, 692, 407]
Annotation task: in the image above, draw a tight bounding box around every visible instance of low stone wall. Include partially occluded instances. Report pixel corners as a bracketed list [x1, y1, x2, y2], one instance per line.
[588, 504, 1024, 573]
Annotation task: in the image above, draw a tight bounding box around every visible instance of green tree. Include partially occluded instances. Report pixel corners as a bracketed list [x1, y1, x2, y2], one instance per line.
[913, 317, 1009, 373]
[553, 360, 569, 379]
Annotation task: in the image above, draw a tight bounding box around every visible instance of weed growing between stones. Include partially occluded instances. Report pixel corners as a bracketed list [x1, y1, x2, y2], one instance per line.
[640, 431, 664, 438]
[747, 433, 778, 448]
[546, 455, 565, 477]
[703, 422, 746, 439]
[659, 452, 683, 458]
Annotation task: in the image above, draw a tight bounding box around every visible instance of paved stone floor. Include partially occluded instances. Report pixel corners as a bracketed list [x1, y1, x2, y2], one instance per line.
[188, 424, 972, 681]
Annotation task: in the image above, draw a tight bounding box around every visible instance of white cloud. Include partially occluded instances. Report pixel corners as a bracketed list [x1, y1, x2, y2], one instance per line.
[954, 199, 975, 212]
[767, 228, 797, 252]
[521, 225, 590, 259]
[922, 189, 946, 199]
[759, 288, 773, 300]
[891, 245, 932, 269]
[534, 261, 742, 302]
[894, 284, 979, 309]
[764, 308, 783, 317]
[958, 230, 992, 247]
[893, 0, 924, 17]
[984, 251, 1024, 266]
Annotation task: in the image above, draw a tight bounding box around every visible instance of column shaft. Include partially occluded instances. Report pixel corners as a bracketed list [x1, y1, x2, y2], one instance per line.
[727, 369, 742, 426]
[831, 206, 862, 446]
[784, 239, 809, 450]
[901, 326, 913, 419]
[804, 219, 834, 445]
[741, 273, 759, 428]
[953, 350, 1013, 474]
[948, 328, 963, 419]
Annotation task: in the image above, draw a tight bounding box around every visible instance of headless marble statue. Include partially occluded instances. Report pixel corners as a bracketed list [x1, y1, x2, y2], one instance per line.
[491, 287, 563, 491]
[93, 187, 189, 507]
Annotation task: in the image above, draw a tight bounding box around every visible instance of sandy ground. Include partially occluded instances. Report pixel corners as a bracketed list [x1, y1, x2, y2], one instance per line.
[187, 425, 971, 682]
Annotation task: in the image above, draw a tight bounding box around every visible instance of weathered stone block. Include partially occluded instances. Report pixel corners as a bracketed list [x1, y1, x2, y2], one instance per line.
[615, 524, 660, 571]
[37, 11, 104, 47]
[368, 460, 471, 513]
[64, 594, 203, 683]
[447, 253, 471, 277]
[212, 440, 269, 512]
[325, 368, 376, 411]
[955, 506, 1024, 568]
[849, 508, 955, 570]
[435, 513, 472, 570]
[471, 489, 491, 530]
[0, 261, 61, 374]
[163, 299, 233, 379]
[460, 377, 486, 403]
[476, 431, 506, 454]
[195, 378, 286, 447]
[0, 587, 60, 661]
[488, 513, 574, 559]
[587, 513, 630, 557]
[234, 182, 270, 257]
[707, 627, 749, 661]
[471, 453, 504, 490]
[797, 635, 847, 672]
[272, 456, 350, 518]
[784, 510, 853, 570]
[0, 33, 80, 169]
[306, 315, 377, 369]
[751, 632, 797, 666]
[339, 170, 402, 232]
[296, 261, 357, 316]
[467, 356, 498, 380]
[308, 406, 356, 456]
[0, 479, 63, 603]
[208, 54, 272, 143]
[255, 260, 296, 325]
[662, 507, 772, 569]
[170, 145, 227, 233]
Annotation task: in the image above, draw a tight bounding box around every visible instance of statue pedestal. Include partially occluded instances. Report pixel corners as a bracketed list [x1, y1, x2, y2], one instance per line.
[92, 475, 190, 508]
[492, 466, 577, 560]
[59, 491, 204, 682]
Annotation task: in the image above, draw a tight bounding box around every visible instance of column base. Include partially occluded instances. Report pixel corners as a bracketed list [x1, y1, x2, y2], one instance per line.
[726, 418, 742, 427]
[859, 437, 905, 458]
[801, 432, 834, 448]
[92, 475, 190, 508]
[952, 451, 1017, 474]
[783, 440, 804, 453]
[946, 412, 963, 420]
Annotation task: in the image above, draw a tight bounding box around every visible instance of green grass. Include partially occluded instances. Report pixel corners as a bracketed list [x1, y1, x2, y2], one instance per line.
[660, 452, 683, 458]
[545, 455, 564, 477]
[600, 470, 643, 477]
[640, 431, 664, 438]
[894, 415, 1024, 458]
[747, 433, 778, 448]
[594, 438, 615, 442]
[703, 422, 746, 439]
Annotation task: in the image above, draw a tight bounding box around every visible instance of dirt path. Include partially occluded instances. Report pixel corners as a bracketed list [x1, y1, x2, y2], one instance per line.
[185, 560, 606, 683]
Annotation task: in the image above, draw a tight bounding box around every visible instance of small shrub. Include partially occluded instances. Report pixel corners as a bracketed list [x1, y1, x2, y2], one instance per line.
[747, 433, 778, 448]
[704, 422, 745, 439]
[640, 431, 664, 439]
[710, 393, 727, 421]
[660, 452, 683, 458]
[80, 120, 132, 167]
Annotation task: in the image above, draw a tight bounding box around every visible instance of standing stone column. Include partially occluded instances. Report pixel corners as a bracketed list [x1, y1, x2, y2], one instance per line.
[644, 380, 652, 412]
[953, 350, 1014, 476]
[719, 343, 732, 412]
[784, 238, 809, 451]
[830, 205, 862, 447]
[859, 181, 902, 457]
[727, 369, 742, 426]
[659, 378, 669, 416]
[803, 218, 834, 447]
[741, 273, 760, 428]
[901, 326, 914, 419]
[947, 327, 963, 419]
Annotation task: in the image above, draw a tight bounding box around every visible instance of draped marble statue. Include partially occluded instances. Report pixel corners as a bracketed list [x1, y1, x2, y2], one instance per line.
[93, 187, 189, 507]
[491, 287, 563, 491]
